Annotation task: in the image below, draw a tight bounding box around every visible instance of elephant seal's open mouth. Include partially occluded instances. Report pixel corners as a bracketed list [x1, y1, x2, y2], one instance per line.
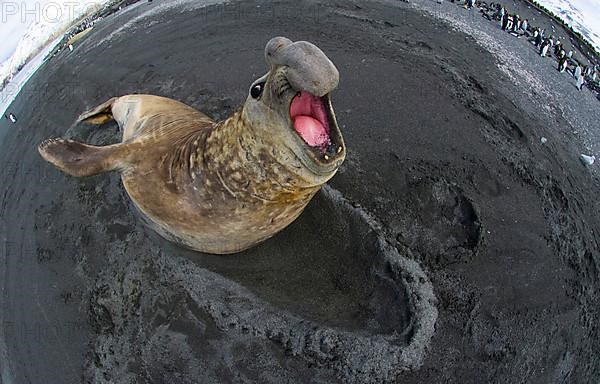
[290, 91, 343, 162]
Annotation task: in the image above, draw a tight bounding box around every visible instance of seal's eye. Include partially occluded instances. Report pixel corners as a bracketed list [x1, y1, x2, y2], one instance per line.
[250, 82, 265, 99]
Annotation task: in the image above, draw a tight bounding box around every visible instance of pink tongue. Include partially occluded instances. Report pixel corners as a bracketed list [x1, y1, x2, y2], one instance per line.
[290, 92, 330, 148]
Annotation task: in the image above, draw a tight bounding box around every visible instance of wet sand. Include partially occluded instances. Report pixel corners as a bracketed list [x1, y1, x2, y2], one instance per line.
[1, 0, 599, 383]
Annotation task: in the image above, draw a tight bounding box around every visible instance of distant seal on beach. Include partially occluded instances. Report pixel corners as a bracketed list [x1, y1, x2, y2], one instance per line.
[38, 36, 345, 254]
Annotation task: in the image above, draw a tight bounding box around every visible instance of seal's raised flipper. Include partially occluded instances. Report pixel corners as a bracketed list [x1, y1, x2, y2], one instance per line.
[38, 138, 124, 177]
[76, 97, 118, 125]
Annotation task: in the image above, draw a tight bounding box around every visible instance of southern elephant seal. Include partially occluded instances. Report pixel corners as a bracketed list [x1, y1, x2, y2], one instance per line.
[38, 37, 346, 254]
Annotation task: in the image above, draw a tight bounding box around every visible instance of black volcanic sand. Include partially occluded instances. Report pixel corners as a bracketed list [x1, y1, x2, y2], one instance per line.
[1, 0, 599, 383]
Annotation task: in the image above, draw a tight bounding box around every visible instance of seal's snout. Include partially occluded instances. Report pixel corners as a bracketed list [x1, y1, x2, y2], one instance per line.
[261, 36, 344, 175]
[265, 37, 339, 97]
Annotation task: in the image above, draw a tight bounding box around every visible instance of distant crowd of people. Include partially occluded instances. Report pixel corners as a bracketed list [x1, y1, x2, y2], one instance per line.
[499, 3, 596, 91]
[453, 0, 599, 93]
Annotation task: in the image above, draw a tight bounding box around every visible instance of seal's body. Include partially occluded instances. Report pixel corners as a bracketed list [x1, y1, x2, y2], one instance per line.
[38, 37, 345, 254]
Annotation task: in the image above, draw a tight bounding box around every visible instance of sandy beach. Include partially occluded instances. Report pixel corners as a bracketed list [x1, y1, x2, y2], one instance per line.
[0, 0, 599, 382]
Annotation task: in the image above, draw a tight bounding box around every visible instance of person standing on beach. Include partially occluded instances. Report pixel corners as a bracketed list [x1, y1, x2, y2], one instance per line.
[574, 65, 582, 80]
[576, 74, 585, 90]
[5, 113, 17, 123]
[502, 12, 509, 31]
[540, 40, 550, 57]
[512, 15, 520, 33]
[535, 31, 543, 47]
[558, 57, 568, 72]
[583, 65, 590, 77]
[554, 41, 562, 56]
[521, 19, 528, 34]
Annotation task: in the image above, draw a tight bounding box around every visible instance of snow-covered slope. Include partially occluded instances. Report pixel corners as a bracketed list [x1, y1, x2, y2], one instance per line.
[0, 34, 63, 117]
[0, 20, 62, 85]
[0, 1, 108, 87]
[535, 0, 600, 51]
[0, 0, 110, 116]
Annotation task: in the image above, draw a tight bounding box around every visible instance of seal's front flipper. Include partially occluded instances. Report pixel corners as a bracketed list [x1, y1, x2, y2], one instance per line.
[38, 138, 124, 177]
[76, 97, 118, 125]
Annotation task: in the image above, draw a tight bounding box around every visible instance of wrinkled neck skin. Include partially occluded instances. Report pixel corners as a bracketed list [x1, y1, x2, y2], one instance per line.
[199, 107, 328, 204]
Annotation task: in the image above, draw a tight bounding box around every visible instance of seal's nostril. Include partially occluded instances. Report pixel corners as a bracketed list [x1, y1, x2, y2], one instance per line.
[265, 38, 339, 96]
